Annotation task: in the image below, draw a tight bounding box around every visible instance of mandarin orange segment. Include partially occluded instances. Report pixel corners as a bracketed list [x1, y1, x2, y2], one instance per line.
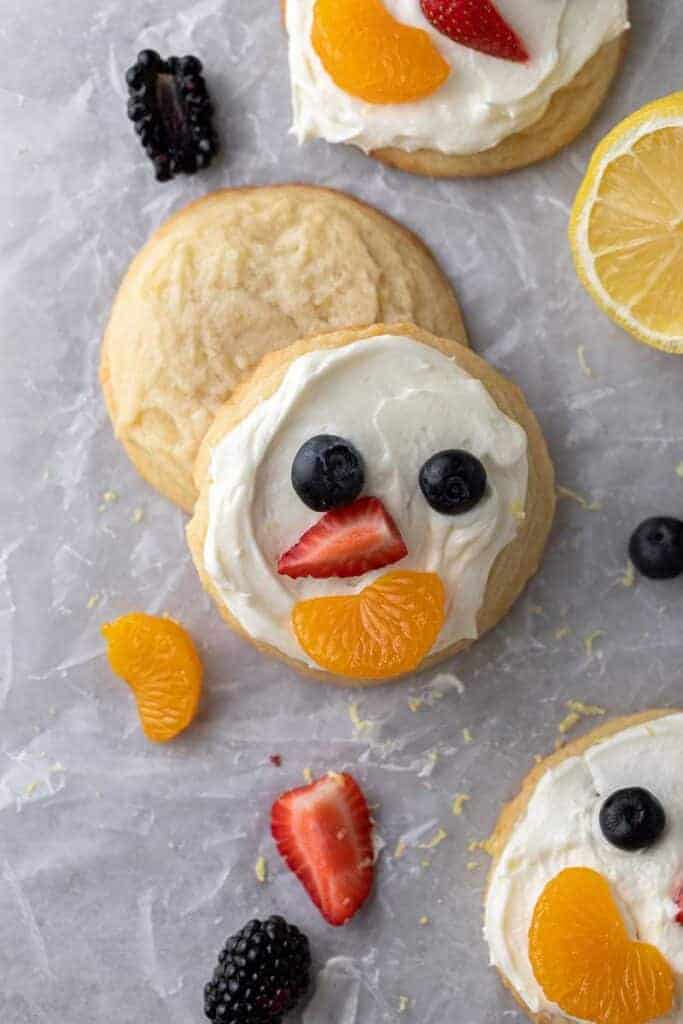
[292, 571, 445, 680]
[102, 613, 203, 742]
[529, 868, 674, 1024]
[312, 0, 450, 105]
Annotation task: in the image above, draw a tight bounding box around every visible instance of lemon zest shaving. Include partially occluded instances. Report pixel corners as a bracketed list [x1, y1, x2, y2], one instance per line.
[584, 629, 605, 657]
[577, 345, 594, 378]
[452, 794, 470, 816]
[618, 562, 635, 588]
[419, 828, 448, 850]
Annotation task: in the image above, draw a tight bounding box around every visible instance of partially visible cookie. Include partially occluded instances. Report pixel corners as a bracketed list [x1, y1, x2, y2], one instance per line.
[187, 321, 555, 686]
[485, 709, 683, 1024]
[284, 0, 628, 179]
[101, 186, 466, 512]
[375, 38, 627, 179]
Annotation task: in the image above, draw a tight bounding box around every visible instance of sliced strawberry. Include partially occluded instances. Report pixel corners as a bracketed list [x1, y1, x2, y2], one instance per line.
[674, 884, 683, 925]
[271, 772, 374, 927]
[277, 496, 407, 580]
[420, 0, 529, 63]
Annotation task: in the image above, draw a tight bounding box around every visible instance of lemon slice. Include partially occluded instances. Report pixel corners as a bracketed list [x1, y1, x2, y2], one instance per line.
[569, 92, 683, 354]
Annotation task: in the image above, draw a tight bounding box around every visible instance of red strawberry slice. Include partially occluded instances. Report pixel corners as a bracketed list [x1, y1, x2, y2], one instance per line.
[420, 0, 529, 63]
[674, 884, 683, 925]
[277, 496, 407, 580]
[271, 772, 374, 927]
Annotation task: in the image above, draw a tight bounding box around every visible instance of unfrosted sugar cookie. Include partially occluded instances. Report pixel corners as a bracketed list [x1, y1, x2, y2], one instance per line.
[285, 0, 629, 177]
[101, 186, 466, 511]
[187, 322, 555, 685]
[485, 710, 683, 1024]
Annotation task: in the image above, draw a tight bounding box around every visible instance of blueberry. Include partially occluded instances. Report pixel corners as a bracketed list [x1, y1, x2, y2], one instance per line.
[600, 787, 666, 851]
[137, 49, 163, 71]
[419, 450, 487, 515]
[629, 517, 683, 579]
[292, 435, 365, 512]
[179, 55, 203, 75]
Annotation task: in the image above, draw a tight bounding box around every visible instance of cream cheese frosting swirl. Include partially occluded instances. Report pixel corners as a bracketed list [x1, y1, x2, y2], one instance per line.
[286, 0, 628, 156]
[486, 713, 683, 1023]
[203, 335, 528, 667]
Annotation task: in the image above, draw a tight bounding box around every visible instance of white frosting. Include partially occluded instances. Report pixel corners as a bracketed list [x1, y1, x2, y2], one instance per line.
[203, 335, 528, 668]
[286, 0, 628, 156]
[485, 713, 683, 1023]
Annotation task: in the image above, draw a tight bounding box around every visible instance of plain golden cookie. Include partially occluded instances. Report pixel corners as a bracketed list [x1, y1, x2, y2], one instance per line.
[485, 708, 681, 1024]
[375, 37, 627, 178]
[187, 321, 556, 687]
[101, 186, 466, 512]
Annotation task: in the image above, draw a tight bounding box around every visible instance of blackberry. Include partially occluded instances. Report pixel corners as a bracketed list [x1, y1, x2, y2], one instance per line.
[125, 49, 219, 182]
[204, 916, 311, 1024]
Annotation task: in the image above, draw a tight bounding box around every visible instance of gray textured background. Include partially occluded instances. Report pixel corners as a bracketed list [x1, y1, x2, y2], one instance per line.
[2, 2, 682, 1022]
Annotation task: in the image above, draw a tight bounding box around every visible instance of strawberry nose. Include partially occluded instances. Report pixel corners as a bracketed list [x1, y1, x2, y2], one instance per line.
[277, 497, 408, 580]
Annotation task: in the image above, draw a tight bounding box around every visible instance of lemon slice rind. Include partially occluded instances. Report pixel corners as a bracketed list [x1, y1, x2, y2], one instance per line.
[569, 93, 683, 354]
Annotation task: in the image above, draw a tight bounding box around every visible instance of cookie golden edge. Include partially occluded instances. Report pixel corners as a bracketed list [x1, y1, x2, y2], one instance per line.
[485, 707, 682, 1024]
[374, 37, 628, 178]
[187, 321, 556, 687]
[100, 184, 467, 513]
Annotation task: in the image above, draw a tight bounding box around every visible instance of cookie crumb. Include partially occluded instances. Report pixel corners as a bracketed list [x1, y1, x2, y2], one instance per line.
[452, 793, 470, 816]
[557, 485, 602, 512]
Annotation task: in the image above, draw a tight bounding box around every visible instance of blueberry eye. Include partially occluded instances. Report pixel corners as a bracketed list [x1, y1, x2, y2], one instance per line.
[291, 435, 365, 512]
[599, 787, 666, 851]
[419, 450, 487, 516]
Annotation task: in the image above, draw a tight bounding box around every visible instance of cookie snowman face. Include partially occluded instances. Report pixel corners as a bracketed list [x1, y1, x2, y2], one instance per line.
[486, 713, 683, 1024]
[286, 0, 628, 157]
[199, 333, 529, 679]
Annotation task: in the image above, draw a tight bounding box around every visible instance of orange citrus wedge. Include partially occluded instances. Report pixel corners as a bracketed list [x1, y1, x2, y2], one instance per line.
[570, 92, 683, 353]
[529, 867, 675, 1024]
[292, 570, 445, 680]
[312, 0, 450, 105]
[102, 613, 203, 742]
